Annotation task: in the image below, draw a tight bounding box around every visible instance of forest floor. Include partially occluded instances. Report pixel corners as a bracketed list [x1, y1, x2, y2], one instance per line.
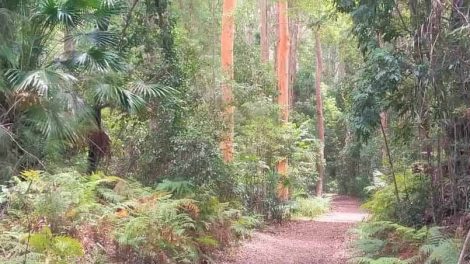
[218, 195, 368, 264]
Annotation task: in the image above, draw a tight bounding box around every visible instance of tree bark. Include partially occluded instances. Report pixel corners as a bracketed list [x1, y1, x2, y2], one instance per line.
[87, 106, 111, 175]
[276, 0, 289, 201]
[380, 119, 401, 204]
[277, 0, 289, 123]
[458, 227, 470, 264]
[259, 0, 269, 62]
[220, 0, 237, 163]
[288, 19, 299, 111]
[314, 29, 325, 197]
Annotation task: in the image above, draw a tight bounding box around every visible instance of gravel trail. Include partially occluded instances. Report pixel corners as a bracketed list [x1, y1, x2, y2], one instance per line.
[219, 195, 367, 264]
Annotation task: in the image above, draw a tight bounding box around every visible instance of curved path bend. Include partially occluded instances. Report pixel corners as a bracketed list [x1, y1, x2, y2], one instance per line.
[220, 195, 367, 264]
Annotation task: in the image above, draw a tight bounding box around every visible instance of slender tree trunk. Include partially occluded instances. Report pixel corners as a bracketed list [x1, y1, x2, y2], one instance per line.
[288, 19, 299, 111]
[380, 112, 389, 162]
[271, 4, 279, 71]
[220, 0, 237, 163]
[458, 227, 470, 264]
[277, 0, 289, 123]
[314, 29, 325, 197]
[276, 0, 289, 201]
[87, 106, 102, 174]
[259, 0, 269, 62]
[380, 120, 401, 203]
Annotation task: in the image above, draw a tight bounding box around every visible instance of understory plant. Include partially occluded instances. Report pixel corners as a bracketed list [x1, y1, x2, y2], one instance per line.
[0, 171, 255, 263]
[363, 170, 430, 227]
[292, 196, 331, 219]
[351, 221, 461, 264]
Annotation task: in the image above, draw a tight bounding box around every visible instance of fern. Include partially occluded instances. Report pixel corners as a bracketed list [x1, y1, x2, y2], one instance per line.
[356, 238, 387, 256]
[115, 195, 198, 261]
[26, 227, 84, 263]
[156, 180, 195, 198]
[0, 171, 246, 263]
[354, 221, 462, 264]
[352, 257, 406, 264]
[231, 214, 263, 238]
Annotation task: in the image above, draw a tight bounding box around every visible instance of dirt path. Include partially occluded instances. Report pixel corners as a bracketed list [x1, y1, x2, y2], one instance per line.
[219, 195, 367, 264]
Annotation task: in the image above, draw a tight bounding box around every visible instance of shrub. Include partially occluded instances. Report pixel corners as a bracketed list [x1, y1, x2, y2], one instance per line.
[292, 197, 331, 219]
[351, 221, 461, 264]
[363, 170, 430, 226]
[0, 170, 254, 263]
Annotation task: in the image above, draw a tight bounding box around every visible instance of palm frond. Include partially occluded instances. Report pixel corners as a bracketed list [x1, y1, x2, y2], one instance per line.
[101, 0, 120, 8]
[23, 104, 79, 142]
[0, 8, 16, 41]
[5, 69, 76, 96]
[93, 0, 124, 30]
[0, 45, 18, 68]
[36, 0, 82, 28]
[92, 83, 145, 112]
[72, 48, 125, 72]
[67, 30, 118, 48]
[122, 89, 145, 112]
[129, 81, 179, 99]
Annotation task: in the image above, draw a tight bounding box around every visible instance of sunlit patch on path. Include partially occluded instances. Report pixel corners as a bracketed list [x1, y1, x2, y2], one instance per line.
[219, 195, 367, 264]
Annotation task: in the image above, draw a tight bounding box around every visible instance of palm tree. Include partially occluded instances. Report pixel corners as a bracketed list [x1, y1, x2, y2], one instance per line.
[0, 0, 176, 178]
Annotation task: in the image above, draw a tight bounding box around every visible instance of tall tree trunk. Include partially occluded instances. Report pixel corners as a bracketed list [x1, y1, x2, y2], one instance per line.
[276, 0, 290, 201]
[259, 0, 269, 62]
[380, 119, 401, 204]
[220, 0, 237, 163]
[380, 113, 389, 163]
[376, 32, 391, 168]
[271, 4, 279, 71]
[288, 19, 299, 111]
[277, 0, 289, 123]
[314, 29, 325, 197]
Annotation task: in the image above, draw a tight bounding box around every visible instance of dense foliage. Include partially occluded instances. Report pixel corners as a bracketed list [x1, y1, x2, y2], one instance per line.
[2, 0, 470, 262]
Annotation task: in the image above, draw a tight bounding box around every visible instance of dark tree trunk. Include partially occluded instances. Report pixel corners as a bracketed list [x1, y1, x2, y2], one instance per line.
[87, 106, 110, 174]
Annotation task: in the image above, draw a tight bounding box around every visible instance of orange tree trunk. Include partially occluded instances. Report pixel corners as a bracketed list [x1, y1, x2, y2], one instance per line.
[220, 0, 236, 163]
[276, 0, 289, 200]
[314, 29, 325, 197]
[259, 0, 269, 62]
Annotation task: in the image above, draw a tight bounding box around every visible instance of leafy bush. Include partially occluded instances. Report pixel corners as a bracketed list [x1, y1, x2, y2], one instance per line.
[0, 170, 254, 263]
[351, 221, 461, 264]
[292, 197, 331, 219]
[363, 170, 430, 226]
[235, 101, 319, 221]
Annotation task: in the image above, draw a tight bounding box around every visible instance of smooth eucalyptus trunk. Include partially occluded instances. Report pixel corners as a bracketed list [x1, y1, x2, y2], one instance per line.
[276, 0, 290, 201]
[220, 0, 237, 163]
[259, 0, 269, 62]
[314, 29, 325, 197]
[288, 20, 299, 111]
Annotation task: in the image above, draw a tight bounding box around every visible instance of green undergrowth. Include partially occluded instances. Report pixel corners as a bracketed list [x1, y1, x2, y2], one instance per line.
[350, 221, 461, 264]
[292, 196, 331, 219]
[0, 170, 262, 263]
